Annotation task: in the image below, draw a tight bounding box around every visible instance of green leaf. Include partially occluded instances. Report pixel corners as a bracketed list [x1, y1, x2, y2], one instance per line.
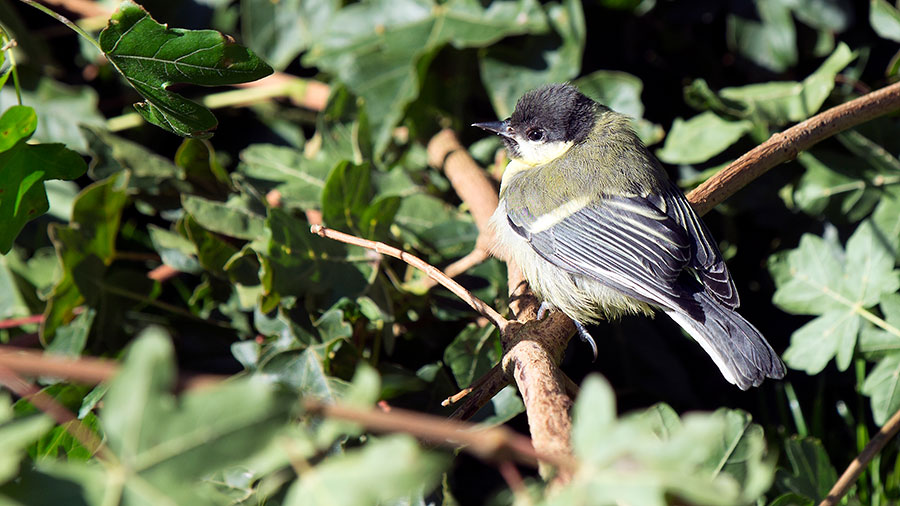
[872, 0, 900, 42]
[862, 353, 900, 425]
[241, 0, 339, 70]
[479, 0, 583, 118]
[259, 207, 376, 307]
[563, 378, 774, 506]
[0, 394, 54, 484]
[770, 221, 900, 373]
[574, 70, 663, 145]
[776, 437, 837, 504]
[656, 111, 752, 165]
[237, 144, 331, 210]
[0, 106, 88, 254]
[727, 0, 796, 73]
[182, 194, 265, 241]
[719, 43, 855, 125]
[148, 224, 202, 274]
[258, 345, 349, 401]
[394, 194, 477, 260]
[81, 125, 188, 196]
[787, 0, 853, 32]
[41, 172, 130, 343]
[872, 186, 900, 258]
[443, 323, 500, 389]
[99, 327, 295, 504]
[321, 161, 372, 233]
[305, 0, 547, 159]
[98, 0, 273, 138]
[284, 435, 447, 506]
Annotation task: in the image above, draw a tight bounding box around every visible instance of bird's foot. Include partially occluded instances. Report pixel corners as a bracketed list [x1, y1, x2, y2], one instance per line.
[536, 301, 552, 320]
[573, 320, 598, 361]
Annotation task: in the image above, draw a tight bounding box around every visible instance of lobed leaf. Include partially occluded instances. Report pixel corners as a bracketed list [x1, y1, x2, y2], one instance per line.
[98, 0, 273, 138]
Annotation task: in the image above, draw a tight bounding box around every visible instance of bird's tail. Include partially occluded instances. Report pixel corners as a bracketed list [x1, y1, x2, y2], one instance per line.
[664, 292, 785, 390]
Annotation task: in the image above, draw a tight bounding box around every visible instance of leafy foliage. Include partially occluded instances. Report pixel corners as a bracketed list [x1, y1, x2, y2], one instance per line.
[3, 0, 900, 504]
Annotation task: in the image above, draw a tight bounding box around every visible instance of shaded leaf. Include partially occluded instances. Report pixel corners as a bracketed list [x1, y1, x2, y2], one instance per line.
[306, 0, 547, 158]
[719, 43, 855, 125]
[479, 0, 582, 118]
[241, 0, 339, 70]
[42, 172, 130, 343]
[443, 323, 500, 389]
[237, 144, 330, 210]
[776, 437, 836, 504]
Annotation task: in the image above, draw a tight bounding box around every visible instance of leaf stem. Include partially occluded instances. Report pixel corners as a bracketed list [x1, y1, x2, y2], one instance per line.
[18, 0, 102, 51]
[0, 26, 22, 104]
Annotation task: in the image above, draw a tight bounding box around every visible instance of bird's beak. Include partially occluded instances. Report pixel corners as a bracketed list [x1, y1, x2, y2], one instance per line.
[472, 120, 511, 137]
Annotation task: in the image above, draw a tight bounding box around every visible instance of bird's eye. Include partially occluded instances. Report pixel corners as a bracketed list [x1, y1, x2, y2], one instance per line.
[526, 128, 545, 142]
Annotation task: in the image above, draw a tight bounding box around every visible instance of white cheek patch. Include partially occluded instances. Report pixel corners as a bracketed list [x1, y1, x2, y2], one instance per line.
[513, 137, 574, 166]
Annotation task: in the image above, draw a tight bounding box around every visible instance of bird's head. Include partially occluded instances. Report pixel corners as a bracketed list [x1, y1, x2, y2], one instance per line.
[473, 83, 599, 167]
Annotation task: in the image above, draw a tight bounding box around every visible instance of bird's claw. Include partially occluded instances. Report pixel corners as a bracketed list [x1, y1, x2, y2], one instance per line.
[537, 301, 552, 320]
[573, 320, 598, 361]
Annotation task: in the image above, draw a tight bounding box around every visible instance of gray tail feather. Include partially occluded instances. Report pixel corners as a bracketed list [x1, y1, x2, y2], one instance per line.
[665, 292, 785, 390]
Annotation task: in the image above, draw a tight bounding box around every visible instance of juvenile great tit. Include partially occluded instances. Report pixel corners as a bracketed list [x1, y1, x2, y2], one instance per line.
[474, 83, 785, 390]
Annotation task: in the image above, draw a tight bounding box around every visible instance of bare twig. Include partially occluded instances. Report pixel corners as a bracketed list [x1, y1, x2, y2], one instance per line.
[0, 346, 224, 391]
[688, 80, 900, 216]
[304, 398, 575, 471]
[819, 407, 900, 506]
[310, 225, 508, 331]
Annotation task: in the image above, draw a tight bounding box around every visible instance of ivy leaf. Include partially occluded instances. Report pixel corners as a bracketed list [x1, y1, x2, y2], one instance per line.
[304, 0, 547, 159]
[41, 172, 130, 343]
[770, 220, 900, 373]
[479, 0, 583, 118]
[237, 144, 331, 211]
[0, 106, 88, 254]
[871, 0, 900, 43]
[284, 435, 447, 505]
[718, 43, 855, 126]
[97, 327, 295, 504]
[98, 0, 273, 138]
[775, 437, 837, 504]
[656, 111, 753, 165]
[443, 324, 500, 389]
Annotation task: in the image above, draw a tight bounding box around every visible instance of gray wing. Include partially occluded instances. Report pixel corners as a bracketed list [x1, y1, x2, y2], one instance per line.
[506, 185, 737, 316]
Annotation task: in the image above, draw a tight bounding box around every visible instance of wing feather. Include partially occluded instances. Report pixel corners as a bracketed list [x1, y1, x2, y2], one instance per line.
[507, 188, 736, 316]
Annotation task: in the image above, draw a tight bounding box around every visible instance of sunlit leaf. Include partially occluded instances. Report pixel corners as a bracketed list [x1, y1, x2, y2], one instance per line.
[98, 0, 273, 137]
[0, 106, 87, 254]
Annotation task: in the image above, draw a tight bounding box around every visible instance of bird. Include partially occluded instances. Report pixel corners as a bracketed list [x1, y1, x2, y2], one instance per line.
[473, 83, 785, 390]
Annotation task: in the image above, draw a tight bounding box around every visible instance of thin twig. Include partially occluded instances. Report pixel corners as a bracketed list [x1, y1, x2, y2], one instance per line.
[420, 247, 491, 290]
[309, 225, 508, 332]
[304, 398, 574, 471]
[819, 407, 900, 506]
[0, 346, 225, 391]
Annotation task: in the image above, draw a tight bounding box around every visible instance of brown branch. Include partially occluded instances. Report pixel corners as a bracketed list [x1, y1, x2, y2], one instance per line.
[426, 130, 576, 480]
[687, 80, 900, 216]
[310, 225, 507, 331]
[819, 407, 900, 506]
[420, 129, 500, 290]
[0, 346, 225, 391]
[304, 398, 575, 471]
